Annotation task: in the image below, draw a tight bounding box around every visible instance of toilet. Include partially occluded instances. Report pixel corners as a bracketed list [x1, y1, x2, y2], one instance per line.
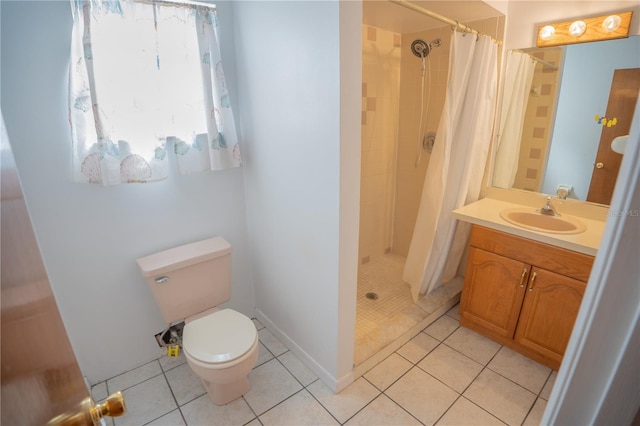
[136, 237, 258, 405]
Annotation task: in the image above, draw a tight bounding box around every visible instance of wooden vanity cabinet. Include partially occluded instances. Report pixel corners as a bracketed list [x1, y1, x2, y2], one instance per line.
[460, 225, 594, 370]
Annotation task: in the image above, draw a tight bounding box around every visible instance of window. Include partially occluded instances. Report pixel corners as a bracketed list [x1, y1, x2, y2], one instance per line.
[69, 0, 241, 185]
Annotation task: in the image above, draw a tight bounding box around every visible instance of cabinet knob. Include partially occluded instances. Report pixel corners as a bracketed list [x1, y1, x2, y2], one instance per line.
[528, 272, 537, 291]
[519, 268, 528, 288]
[595, 162, 604, 169]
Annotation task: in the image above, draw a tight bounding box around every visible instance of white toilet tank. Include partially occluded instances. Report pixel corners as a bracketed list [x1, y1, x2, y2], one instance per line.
[136, 237, 232, 323]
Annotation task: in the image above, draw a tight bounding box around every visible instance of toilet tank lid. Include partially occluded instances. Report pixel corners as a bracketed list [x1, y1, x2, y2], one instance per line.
[136, 237, 231, 277]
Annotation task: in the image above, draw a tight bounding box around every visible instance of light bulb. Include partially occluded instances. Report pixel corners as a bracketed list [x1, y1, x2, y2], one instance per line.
[602, 15, 621, 32]
[569, 20, 586, 37]
[540, 25, 555, 40]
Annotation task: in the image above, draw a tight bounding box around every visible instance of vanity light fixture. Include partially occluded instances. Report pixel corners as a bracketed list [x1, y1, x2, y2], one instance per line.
[540, 25, 555, 40]
[536, 11, 633, 47]
[569, 20, 586, 37]
[602, 15, 622, 32]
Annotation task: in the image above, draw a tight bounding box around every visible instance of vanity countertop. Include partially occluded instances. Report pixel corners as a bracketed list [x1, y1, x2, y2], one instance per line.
[452, 198, 606, 256]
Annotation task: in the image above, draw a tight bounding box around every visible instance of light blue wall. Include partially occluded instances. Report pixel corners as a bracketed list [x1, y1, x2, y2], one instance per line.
[542, 36, 640, 200]
[0, 0, 255, 383]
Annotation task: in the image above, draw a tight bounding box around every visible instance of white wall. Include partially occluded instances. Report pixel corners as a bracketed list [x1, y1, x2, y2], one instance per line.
[544, 94, 640, 426]
[0, 0, 254, 384]
[232, 1, 360, 389]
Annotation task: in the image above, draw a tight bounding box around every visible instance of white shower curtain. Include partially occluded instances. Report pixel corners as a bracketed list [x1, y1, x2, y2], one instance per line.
[493, 52, 536, 188]
[403, 32, 498, 300]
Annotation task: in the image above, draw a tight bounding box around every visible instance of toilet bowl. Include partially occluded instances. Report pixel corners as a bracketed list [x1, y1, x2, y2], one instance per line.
[136, 237, 259, 406]
[182, 309, 259, 405]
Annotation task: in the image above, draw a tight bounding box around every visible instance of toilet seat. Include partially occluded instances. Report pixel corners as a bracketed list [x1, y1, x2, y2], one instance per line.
[183, 309, 257, 367]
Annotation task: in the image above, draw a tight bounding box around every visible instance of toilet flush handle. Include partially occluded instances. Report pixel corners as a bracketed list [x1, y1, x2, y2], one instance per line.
[155, 276, 170, 284]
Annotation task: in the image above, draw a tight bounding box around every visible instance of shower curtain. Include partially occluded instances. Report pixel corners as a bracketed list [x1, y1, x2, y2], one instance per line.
[493, 52, 536, 188]
[403, 31, 498, 301]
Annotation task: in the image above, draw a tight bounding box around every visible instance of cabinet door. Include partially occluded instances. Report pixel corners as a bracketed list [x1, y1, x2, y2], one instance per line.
[460, 247, 529, 339]
[515, 267, 586, 366]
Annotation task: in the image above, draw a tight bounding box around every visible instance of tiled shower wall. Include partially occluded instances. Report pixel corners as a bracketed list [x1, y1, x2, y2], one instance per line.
[359, 25, 401, 264]
[392, 25, 451, 257]
[513, 47, 563, 192]
[361, 17, 504, 262]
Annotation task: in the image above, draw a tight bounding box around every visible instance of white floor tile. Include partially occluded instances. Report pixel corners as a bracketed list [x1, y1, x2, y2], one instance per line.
[108, 360, 162, 392]
[444, 327, 501, 365]
[256, 342, 274, 367]
[159, 351, 187, 372]
[540, 370, 557, 401]
[345, 394, 421, 426]
[523, 397, 547, 426]
[364, 353, 413, 391]
[436, 397, 505, 426]
[180, 394, 256, 426]
[164, 362, 206, 406]
[445, 304, 461, 321]
[244, 359, 303, 415]
[259, 328, 288, 357]
[488, 347, 551, 394]
[386, 367, 458, 425]
[91, 381, 108, 402]
[396, 332, 439, 364]
[252, 318, 265, 331]
[307, 377, 380, 424]
[417, 344, 483, 393]
[278, 351, 318, 387]
[463, 369, 536, 426]
[146, 409, 185, 426]
[259, 389, 338, 425]
[114, 375, 176, 426]
[424, 315, 460, 341]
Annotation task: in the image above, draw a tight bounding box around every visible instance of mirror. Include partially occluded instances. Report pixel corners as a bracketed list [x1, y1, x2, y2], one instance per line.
[493, 35, 640, 205]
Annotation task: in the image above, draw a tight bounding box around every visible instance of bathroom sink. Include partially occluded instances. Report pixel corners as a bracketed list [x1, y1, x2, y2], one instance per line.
[500, 208, 587, 234]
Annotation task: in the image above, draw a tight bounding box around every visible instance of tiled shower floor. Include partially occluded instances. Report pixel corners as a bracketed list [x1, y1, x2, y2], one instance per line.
[356, 254, 415, 340]
[354, 254, 462, 367]
[92, 308, 553, 425]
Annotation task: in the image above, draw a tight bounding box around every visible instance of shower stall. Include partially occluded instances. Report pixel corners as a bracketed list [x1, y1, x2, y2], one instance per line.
[355, 1, 504, 368]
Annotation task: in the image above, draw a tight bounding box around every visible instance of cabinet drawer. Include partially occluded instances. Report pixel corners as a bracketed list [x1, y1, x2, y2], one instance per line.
[469, 225, 594, 282]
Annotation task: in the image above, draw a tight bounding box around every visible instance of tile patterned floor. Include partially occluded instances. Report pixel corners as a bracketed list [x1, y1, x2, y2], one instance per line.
[93, 307, 555, 426]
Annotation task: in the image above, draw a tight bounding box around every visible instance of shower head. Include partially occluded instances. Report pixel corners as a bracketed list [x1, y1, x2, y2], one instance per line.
[411, 39, 430, 58]
[410, 38, 442, 58]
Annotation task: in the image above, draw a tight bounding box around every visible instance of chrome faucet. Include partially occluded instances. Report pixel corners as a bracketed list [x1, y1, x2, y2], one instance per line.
[538, 196, 559, 216]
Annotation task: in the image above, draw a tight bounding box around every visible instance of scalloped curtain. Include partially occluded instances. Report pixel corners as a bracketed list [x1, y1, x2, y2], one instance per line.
[69, 0, 241, 185]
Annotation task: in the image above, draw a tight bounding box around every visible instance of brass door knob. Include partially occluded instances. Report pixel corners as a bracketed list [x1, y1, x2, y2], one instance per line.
[95, 391, 126, 418]
[48, 392, 126, 426]
[595, 162, 604, 169]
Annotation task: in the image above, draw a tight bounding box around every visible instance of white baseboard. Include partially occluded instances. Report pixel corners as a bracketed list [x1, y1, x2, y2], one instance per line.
[255, 309, 352, 393]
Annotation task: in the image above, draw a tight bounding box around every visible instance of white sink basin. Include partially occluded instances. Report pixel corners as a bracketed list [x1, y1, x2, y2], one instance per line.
[500, 208, 587, 234]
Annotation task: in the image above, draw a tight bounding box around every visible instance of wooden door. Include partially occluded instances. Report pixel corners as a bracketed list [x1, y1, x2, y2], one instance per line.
[460, 247, 529, 339]
[515, 267, 586, 369]
[587, 68, 640, 205]
[1, 119, 88, 424]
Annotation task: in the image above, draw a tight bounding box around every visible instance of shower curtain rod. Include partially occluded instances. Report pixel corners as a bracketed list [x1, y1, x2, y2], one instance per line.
[134, 0, 216, 10]
[512, 50, 559, 70]
[387, 0, 500, 44]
